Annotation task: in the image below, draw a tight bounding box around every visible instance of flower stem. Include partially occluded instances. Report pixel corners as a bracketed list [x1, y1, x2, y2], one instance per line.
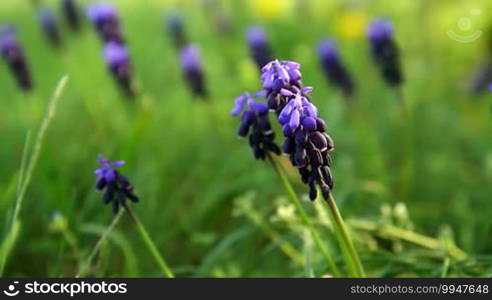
[324, 193, 365, 277]
[123, 204, 174, 278]
[76, 209, 124, 278]
[266, 153, 341, 277]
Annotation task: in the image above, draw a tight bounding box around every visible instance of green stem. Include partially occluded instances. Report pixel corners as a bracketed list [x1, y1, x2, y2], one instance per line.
[325, 193, 365, 277]
[243, 206, 304, 266]
[76, 209, 124, 278]
[441, 257, 450, 278]
[267, 153, 341, 277]
[123, 204, 174, 278]
[349, 220, 467, 259]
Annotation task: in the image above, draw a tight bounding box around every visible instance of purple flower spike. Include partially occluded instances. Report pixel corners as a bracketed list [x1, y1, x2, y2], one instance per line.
[367, 18, 403, 87]
[260, 60, 305, 112]
[103, 42, 135, 96]
[181, 44, 207, 98]
[368, 19, 393, 42]
[318, 39, 339, 61]
[38, 7, 61, 47]
[233, 59, 335, 200]
[165, 12, 187, 49]
[317, 39, 355, 98]
[489, 83, 492, 92]
[232, 94, 280, 160]
[0, 25, 33, 91]
[87, 3, 116, 25]
[62, 0, 81, 31]
[87, 3, 123, 43]
[104, 41, 128, 68]
[95, 155, 138, 214]
[246, 26, 273, 69]
[470, 64, 492, 95]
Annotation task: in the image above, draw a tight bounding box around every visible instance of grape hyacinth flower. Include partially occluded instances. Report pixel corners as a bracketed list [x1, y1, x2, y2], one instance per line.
[317, 39, 355, 99]
[246, 26, 273, 69]
[278, 89, 335, 200]
[180, 44, 207, 98]
[0, 26, 33, 91]
[232, 59, 365, 276]
[165, 12, 187, 49]
[87, 3, 123, 44]
[367, 19, 403, 87]
[62, 0, 81, 31]
[261, 60, 303, 113]
[38, 8, 61, 47]
[234, 59, 336, 200]
[94, 155, 139, 214]
[231, 93, 280, 159]
[103, 42, 135, 96]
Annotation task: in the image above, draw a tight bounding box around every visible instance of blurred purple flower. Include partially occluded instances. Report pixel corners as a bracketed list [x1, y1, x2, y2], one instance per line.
[246, 26, 273, 69]
[0, 25, 33, 91]
[368, 19, 393, 42]
[470, 63, 492, 95]
[180, 44, 207, 98]
[367, 18, 403, 87]
[317, 39, 355, 98]
[87, 3, 123, 43]
[95, 155, 138, 214]
[61, 0, 81, 31]
[165, 12, 187, 49]
[103, 42, 135, 96]
[38, 7, 61, 47]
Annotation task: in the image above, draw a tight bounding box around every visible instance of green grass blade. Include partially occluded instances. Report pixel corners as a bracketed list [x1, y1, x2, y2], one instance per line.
[0, 76, 69, 276]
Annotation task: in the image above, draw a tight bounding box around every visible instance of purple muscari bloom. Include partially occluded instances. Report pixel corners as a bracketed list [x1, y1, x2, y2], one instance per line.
[87, 3, 123, 44]
[246, 26, 273, 69]
[489, 83, 492, 92]
[95, 155, 139, 213]
[232, 93, 280, 160]
[260, 60, 304, 113]
[279, 91, 334, 200]
[368, 19, 393, 42]
[103, 42, 135, 96]
[367, 19, 403, 87]
[39, 8, 61, 47]
[317, 39, 355, 98]
[234, 59, 335, 200]
[0, 26, 33, 91]
[62, 0, 81, 31]
[165, 12, 187, 49]
[181, 44, 207, 98]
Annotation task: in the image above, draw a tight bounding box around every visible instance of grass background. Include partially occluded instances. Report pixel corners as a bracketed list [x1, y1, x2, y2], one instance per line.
[1, 0, 492, 277]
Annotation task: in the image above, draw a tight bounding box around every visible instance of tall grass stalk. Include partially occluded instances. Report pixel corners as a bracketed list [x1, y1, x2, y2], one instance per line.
[241, 202, 304, 266]
[123, 204, 174, 278]
[76, 209, 124, 278]
[324, 193, 365, 277]
[0, 76, 69, 276]
[266, 153, 341, 277]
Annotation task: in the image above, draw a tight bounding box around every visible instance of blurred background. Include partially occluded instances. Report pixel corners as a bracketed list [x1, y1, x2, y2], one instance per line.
[1, 0, 492, 277]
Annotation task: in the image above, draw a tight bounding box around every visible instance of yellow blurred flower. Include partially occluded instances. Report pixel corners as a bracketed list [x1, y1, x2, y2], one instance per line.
[336, 11, 367, 40]
[251, 0, 293, 20]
